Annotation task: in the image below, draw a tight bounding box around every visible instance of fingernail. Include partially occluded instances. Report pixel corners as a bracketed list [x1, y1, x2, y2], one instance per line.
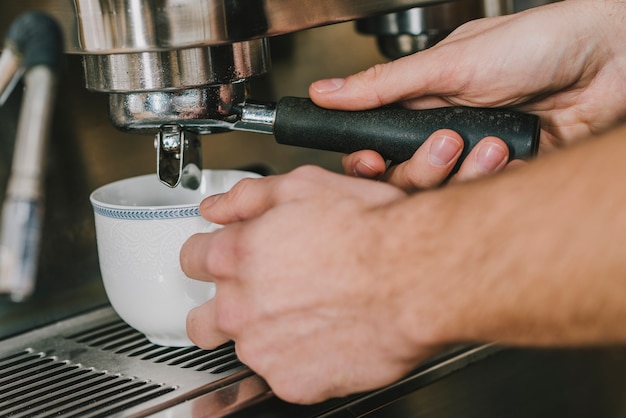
[200, 193, 223, 210]
[354, 159, 382, 178]
[476, 142, 507, 173]
[311, 78, 345, 93]
[429, 135, 463, 166]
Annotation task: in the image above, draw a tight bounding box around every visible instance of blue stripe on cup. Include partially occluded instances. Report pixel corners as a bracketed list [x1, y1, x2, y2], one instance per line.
[92, 205, 200, 220]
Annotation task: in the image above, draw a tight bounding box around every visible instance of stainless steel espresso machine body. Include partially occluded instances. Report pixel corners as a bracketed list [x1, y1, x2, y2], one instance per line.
[72, 0, 527, 190]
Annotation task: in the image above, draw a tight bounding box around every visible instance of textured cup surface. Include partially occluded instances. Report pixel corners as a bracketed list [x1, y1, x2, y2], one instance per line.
[90, 169, 261, 346]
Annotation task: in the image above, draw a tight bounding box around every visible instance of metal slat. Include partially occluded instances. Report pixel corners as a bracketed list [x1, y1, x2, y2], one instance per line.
[0, 351, 54, 384]
[1, 367, 96, 408]
[39, 380, 175, 418]
[3, 372, 119, 417]
[0, 307, 253, 417]
[0, 361, 82, 401]
[63, 319, 245, 375]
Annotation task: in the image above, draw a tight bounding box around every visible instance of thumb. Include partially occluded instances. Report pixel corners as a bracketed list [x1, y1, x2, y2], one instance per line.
[308, 52, 449, 111]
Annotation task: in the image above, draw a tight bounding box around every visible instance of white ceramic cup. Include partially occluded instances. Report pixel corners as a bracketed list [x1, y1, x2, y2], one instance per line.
[90, 169, 261, 346]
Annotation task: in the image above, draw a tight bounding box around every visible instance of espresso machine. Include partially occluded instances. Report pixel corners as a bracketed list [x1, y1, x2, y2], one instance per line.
[36, 0, 539, 192]
[0, 0, 543, 302]
[4, 1, 626, 418]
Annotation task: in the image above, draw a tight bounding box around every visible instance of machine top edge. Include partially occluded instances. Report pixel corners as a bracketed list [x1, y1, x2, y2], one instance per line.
[1, 0, 446, 54]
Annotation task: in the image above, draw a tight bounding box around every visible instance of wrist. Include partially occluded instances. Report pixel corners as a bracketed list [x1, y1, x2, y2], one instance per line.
[367, 190, 471, 349]
[392, 129, 626, 350]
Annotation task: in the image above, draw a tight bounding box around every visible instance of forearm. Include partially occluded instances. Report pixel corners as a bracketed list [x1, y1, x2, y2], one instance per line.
[378, 123, 626, 348]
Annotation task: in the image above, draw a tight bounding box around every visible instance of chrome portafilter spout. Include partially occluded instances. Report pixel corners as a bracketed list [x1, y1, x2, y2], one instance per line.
[156, 125, 203, 189]
[0, 12, 63, 302]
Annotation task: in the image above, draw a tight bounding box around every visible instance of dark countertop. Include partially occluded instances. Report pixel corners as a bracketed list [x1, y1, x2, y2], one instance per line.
[224, 346, 626, 418]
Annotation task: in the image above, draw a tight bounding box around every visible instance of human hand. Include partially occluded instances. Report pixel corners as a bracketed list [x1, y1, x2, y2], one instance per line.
[311, 0, 626, 188]
[342, 129, 519, 192]
[180, 166, 440, 403]
[181, 123, 626, 404]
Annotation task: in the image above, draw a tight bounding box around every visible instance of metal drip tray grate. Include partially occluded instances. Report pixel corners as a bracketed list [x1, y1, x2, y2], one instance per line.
[1, 351, 177, 417]
[65, 321, 242, 374]
[0, 306, 263, 418]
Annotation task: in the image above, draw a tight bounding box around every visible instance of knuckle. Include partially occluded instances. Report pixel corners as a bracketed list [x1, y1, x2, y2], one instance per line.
[226, 177, 254, 204]
[404, 159, 433, 188]
[180, 233, 218, 281]
[353, 63, 390, 107]
[278, 165, 324, 196]
[359, 63, 386, 84]
[214, 301, 239, 337]
[234, 342, 322, 404]
[268, 380, 310, 404]
[291, 164, 324, 178]
[384, 164, 431, 192]
[201, 229, 241, 279]
[179, 237, 194, 274]
[202, 239, 225, 277]
[186, 307, 228, 350]
[233, 340, 253, 367]
[270, 379, 328, 405]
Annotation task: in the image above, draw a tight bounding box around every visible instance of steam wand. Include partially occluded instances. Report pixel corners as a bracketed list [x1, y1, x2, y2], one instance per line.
[0, 12, 63, 301]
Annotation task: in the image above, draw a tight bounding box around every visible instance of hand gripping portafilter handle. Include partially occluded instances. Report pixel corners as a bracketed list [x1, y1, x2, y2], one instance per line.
[273, 97, 541, 167]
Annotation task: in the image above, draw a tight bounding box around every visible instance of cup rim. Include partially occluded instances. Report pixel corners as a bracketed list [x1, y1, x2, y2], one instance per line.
[90, 169, 257, 220]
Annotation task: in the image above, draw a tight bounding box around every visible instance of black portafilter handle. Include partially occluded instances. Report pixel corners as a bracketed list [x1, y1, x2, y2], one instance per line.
[273, 97, 540, 169]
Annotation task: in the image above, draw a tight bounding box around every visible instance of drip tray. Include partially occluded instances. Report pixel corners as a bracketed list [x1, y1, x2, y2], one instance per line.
[0, 306, 271, 418]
